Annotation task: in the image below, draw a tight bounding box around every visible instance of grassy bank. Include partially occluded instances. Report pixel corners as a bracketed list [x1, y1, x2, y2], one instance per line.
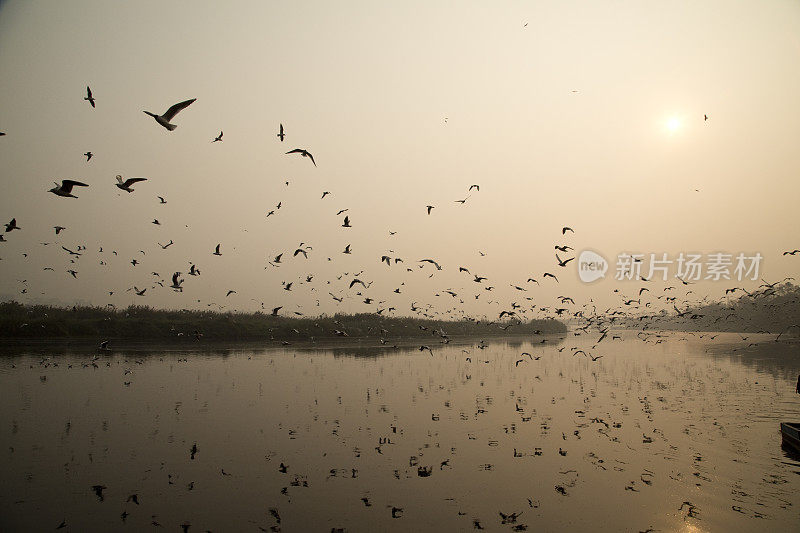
[0, 301, 567, 341]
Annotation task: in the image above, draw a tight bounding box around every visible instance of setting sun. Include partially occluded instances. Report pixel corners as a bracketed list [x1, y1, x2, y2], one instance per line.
[666, 116, 682, 133]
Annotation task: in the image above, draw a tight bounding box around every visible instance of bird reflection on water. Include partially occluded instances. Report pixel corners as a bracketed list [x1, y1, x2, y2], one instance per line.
[1, 334, 799, 531]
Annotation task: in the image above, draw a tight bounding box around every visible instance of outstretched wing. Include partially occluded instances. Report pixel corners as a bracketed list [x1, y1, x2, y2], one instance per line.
[123, 177, 147, 187]
[61, 180, 89, 193]
[162, 98, 196, 121]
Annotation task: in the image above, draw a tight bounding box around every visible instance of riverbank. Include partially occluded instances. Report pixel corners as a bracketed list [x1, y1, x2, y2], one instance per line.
[0, 301, 566, 341]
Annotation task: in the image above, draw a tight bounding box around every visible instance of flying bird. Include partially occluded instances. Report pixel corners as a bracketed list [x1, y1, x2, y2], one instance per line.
[543, 272, 559, 282]
[4, 218, 20, 232]
[213, 244, 222, 256]
[115, 175, 147, 193]
[54, 226, 65, 234]
[157, 196, 167, 204]
[49, 180, 89, 198]
[212, 131, 223, 142]
[555, 254, 574, 267]
[286, 148, 316, 166]
[85, 86, 95, 108]
[426, 205, 434, 215]
[420, 259, 442, 270]
[277, 123, 285, 141]
[342, 215, 351, 228]
[143, 98, 196, 131]
[469, 184, 480, 192]
[84, 151, 93, 161]
[562, 227, 574, 234]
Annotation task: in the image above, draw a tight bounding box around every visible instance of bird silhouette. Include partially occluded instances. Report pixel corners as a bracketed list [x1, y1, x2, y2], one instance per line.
[277, 123, 285, 141]
[49, 180, 89, 198]
[212, 131, 223, 142]
[286, 148, 316, 166]
[85, 86, 95, 108]
[143, 98, 196, 131]
[115, 175, 147, 193]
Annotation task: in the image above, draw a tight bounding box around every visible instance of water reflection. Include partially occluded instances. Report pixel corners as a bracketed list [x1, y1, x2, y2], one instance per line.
[1, 332, 798, 532]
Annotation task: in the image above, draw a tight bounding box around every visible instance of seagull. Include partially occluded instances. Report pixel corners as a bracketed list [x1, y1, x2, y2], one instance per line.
[54, 226, 65, 234]
[556, 253, 574, 267]
[115, 175, 147, 192]
[170, 272, 183, 291]
[158, 196, 167, 204]
[84, 151, 93, 161]
[343, 244, 352, 254]
[783, 250, 800, 255]
[286, 148, 316, 166]
[562, 227, 574, 234]
[61, 246, 82, 256]
[213, 244, 222, 256]
[277, 123, 285, 141]
[4, 218, 20, 232]
[212, 131, 223, 142]
[420, 259, 442, 270]
[469, 184, 480, 191]
[143, 98, 196, 131]
[271, 306, 282, 316]
[704, 114, 708, 121]
[426, 205, 434, 215]
[49, 180, 89, 198]
[85, 86, 95, 108]
[321, 191, 330, 199]
[342, 215, 351, 228]
[543, 272, 559, 282]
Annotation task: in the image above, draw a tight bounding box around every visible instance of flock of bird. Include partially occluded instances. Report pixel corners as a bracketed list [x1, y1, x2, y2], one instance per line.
[2, 85, 799, 533]
[2, 85, 797, 333]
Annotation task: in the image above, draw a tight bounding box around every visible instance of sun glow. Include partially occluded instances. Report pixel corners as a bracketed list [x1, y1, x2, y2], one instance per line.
[666, 116, 682, 134]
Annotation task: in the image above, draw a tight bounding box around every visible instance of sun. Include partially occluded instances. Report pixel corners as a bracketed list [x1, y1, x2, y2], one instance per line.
[665, 116, 682, 134]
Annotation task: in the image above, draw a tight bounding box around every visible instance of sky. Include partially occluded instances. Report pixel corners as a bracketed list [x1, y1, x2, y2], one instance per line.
[0, 0, 798, 320]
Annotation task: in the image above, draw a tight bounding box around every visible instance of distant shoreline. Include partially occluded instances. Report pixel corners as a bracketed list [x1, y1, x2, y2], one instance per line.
[0, 301, 566, 342]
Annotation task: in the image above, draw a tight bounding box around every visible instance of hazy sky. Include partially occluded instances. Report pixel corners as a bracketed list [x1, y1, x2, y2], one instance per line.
[0, 0, 798, 320]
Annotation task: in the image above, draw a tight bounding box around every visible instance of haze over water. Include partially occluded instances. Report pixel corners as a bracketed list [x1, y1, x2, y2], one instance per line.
[2, 333, 799, 532]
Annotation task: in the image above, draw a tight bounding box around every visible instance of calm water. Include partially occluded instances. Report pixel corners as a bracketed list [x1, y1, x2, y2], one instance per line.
[2, 332, 799, 532]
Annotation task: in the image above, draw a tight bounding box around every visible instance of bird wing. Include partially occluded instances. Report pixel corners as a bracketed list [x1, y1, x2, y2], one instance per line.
[286, 149, 303, 155]
[86, 86, 92, 98]
[162, 98, 196, 121]
[62, 180, 89, 191]
[123, 177, 147, 187]
[306, 152, 316, 166]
